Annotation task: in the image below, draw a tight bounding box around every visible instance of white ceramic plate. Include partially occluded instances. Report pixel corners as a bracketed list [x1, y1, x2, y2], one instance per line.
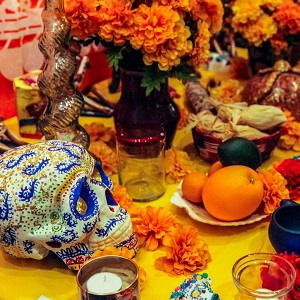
[170, 182, 269, 226]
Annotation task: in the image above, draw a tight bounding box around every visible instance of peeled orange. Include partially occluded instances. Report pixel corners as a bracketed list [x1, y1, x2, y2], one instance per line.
[207, 161, 224, 177]
[202, 165, 264, 221]
[182, 171, 207, 204]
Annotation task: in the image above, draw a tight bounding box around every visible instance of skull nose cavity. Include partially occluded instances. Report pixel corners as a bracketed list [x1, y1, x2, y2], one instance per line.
[46, 241, 62, 248]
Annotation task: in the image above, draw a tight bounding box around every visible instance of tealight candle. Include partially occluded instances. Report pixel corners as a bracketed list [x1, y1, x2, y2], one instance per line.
[77, 255, 140, 300]
[86, 272, 122, 294]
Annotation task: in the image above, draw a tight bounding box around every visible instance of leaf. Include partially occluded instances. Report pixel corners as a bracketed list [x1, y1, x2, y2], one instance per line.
[105, 46, 126, 70]
[170, 63, 198, 85]
[141, 65, 169, 96]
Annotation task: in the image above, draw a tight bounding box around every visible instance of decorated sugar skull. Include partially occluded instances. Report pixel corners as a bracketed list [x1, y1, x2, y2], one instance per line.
[0, 140, 138, 270]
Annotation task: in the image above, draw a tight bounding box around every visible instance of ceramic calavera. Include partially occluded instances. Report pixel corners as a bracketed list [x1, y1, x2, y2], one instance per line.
[0, 140, 138, 270]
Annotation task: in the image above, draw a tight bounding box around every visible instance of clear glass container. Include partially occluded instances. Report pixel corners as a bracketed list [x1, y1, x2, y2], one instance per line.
[116, 124, 166, 202]
[232, 253, 296, 300]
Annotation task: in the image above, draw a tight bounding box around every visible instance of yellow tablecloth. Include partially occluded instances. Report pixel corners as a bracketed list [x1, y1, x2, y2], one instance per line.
[1, 74, 299, 300]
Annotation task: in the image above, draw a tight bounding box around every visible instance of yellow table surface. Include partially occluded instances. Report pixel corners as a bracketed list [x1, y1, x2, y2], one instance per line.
[1, 73, 299, 300]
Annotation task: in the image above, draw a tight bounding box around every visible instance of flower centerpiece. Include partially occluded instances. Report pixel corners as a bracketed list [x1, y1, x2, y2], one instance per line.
[229, 0, 300, 72]
[64, 0, 224, 147]
[65, 0, 224, 94]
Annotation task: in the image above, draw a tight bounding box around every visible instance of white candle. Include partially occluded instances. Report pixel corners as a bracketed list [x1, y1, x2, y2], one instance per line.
[255, 288, 279, 300]
[86, 272, 122, 294]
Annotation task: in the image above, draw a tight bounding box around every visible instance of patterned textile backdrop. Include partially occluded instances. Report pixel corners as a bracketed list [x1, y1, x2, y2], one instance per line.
[0, 0, 111, 120]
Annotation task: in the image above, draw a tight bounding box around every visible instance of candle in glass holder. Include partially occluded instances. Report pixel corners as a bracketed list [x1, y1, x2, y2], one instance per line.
[77, 255, 139, 300]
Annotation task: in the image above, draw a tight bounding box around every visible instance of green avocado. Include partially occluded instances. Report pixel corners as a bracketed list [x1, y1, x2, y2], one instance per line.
[217, 137, 262, 170]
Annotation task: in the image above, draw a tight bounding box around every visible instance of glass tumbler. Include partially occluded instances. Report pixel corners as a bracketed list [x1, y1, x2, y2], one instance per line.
[232, 253, 296, 300]
[116, 124, 166, 202]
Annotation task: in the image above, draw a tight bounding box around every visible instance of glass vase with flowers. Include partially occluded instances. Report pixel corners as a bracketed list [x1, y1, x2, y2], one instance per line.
[64, 0, 224, 147]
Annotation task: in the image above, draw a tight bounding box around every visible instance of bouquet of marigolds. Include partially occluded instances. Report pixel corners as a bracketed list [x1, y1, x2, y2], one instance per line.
[64, 0, 224, 94]
[230, 0, 300, 57]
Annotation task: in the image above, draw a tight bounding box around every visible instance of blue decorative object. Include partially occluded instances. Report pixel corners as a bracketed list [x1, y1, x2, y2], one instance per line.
[268, 199, 300, 255]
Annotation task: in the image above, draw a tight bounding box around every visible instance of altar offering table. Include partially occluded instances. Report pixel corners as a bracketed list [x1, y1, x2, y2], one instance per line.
[1, 74, 299, 300]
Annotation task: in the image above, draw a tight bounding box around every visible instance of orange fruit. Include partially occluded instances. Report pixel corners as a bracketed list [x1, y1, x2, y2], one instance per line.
[207, 161, 224, 177]
[182, 171, 207, 203]
[202, 165, 264, 221]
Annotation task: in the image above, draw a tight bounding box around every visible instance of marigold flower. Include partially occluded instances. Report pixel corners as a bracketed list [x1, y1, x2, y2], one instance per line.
[156, 0, 191, 13]
[131, 3, 180, 53]
[92, 246, 147, 290]
[209, 79, 245, 104]
[273, 0, 300, 34]
[177, 107, 188, 130]
[97, 0, 134, 46]
[65, 0, 101, 39]
[270, 35, 289, 55]
[88, 141, 118, 175]
[143, 19, 193, 71]
[84, 122, 115, 145]
[190, 21, 211, 69]
[130, 206, 178, 251]
[278, 110, 300, 152]
[259, 169, 289, 214]
[190, 0, 224, 34]
[231, 0, 262, 25]
[112, 182, 134, 211]
[154, 225, 211, 275]
[242, 15, 278, 47]
[165, 147, 201, 184]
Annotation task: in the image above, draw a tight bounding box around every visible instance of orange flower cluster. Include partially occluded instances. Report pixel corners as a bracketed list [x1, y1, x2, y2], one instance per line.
[259, 168, 290, 214]
[65, 0, 224, 93]
[112, 182, 134, 211]
[165, 147, 201, 184]
[209, 79, 245, 104]
[84, 122, 118, 175]
[155, 225, 211, 275]
[130, 206, 211, 275]
[231, 0, 300, 55]
[278, 110, 300, 152]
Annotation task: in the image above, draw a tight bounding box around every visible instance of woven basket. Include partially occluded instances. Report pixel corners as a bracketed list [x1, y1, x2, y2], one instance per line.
[192, 127, 282, 163]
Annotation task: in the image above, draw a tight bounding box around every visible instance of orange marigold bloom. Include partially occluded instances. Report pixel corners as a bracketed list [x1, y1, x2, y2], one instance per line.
[261, 0, 285, 11]
[270, 35, 289, 55]
[88, 141, 118, 175]
[84, 122, 115, 145]
[65, 0, 101, 39]
[165, 147, 200, 184]
[155, 0, 191, 13]
[259, 169, 289, 214]
[190, 0, 224, 34]
[190, 21, 211, 69]
[177, 107, 188, 130]
[155, 225, 211, 275]
[209, 79, 245, 104]
[273, 0, 300, 34]
[131, 3, 180, 53]
[112, 182, 134, 211]
[278, 121, 300, 151]
[130, 206, 178, 251]
[241, 15, 278, 47]
[143, 19, 193, 71]
[231, 0, 262, 24]
[96, 0, 134, 46]
[92, 246, 147, 290]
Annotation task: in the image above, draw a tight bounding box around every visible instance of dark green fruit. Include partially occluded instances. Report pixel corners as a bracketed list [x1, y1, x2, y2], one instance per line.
[217, 137, 262, 170]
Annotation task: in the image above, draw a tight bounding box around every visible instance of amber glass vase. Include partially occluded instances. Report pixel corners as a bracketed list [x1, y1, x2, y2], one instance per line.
[113, 69, 180, 149]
